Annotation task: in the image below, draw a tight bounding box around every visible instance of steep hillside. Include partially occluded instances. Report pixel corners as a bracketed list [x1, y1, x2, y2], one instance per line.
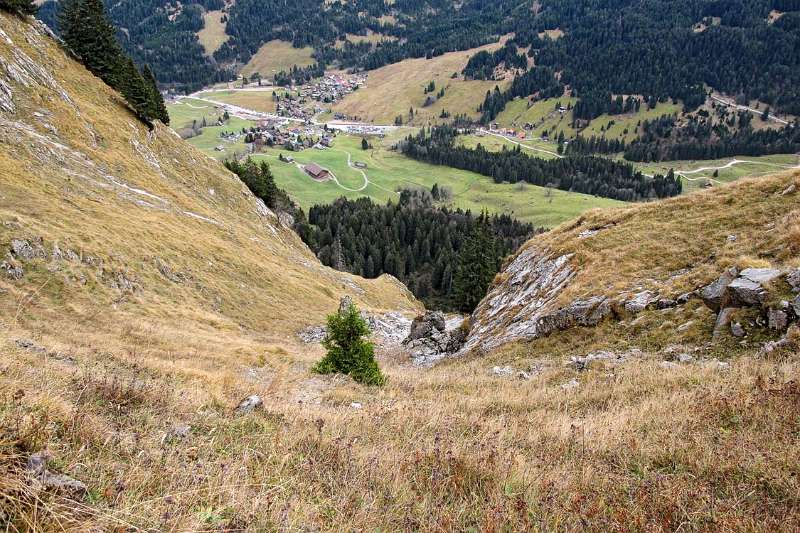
[331, 40, 511, 125]
[465, 169, 800, 353]
[0, 13, 417, 340]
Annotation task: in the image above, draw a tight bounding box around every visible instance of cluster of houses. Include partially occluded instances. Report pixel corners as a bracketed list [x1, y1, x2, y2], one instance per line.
[272, 73, 367, 121]
[301, 73, 366, 104]
[245, 120, 336, 152]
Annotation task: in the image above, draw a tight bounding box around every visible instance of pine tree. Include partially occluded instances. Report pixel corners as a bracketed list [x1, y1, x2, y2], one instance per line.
[0, 0, 37, 15]
[143, 64, 169, 124]
[313, 301, 385, 386]
[60, 0, 124, 86]
[119, 57, 154, 125]
[452, 215, 498, 312]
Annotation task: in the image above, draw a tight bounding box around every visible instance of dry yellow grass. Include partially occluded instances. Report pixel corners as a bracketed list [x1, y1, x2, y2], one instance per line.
[332, 39, 511, 125]
[241, 40, 316, 77]
[2, 13, 800, 532]
[197, 10, 229, 56]
[511, 170, 800, 310]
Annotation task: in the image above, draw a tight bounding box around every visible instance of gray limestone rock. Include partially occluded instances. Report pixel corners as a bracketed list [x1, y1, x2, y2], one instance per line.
[407, 311, 446, 340]
[624, 290, 657, 314]
[26, 452, 87, 497]
[730, 322, 746, 338]
[768, 308, 789, 331]
[10, 238, 47, 261]
[713, 307, 737, 338]
[235, 395, 263, 413]
[701, 267, 738, 312]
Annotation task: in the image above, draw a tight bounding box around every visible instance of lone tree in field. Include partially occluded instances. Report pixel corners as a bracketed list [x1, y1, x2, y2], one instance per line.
[313, 300, 385, 385]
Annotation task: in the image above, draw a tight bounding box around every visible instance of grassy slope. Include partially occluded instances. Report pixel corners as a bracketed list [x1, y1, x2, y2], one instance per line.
[331, 40, 511, 125]
[2, 16, 800, 531]
[255, 134, 623, 227]
[197, 10, 228, 56]
[241, 40, 316, 77]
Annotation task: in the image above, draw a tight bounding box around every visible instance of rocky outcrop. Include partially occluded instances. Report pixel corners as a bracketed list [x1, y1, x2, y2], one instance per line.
[460, 246, 685, 356]
[403, 311, 466, 366]
[298, 297, 414, 346]
[700, 267, 738, 312]
[461, 248, 577, 354]
[701, 266, 798, 339]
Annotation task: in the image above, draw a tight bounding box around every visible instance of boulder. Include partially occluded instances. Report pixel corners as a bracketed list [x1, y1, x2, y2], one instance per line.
[624, 290, 656, 314]
[787, 269, 800, 291]
[726, 277, 767, 307]
[1, 258, 23, 279]
[655, 298, 677, 310]
[725, 268, 782, 307]
[536, 296, 611, 333]
[491, 366, 514, 377]
[713, 307, 737, 338]
[768, 309, 789, 331]
[235, 395, 263, 413]
[161, 424, 191, 445]
[26, 452, 87, 497]
[701, 267, 738, 312]
[793, 295, 800, 317]
[730, 322, 746, 338]
[407, 311, 446, 340]
[10, 238, 47, 261]
[676, 292, 695, 305]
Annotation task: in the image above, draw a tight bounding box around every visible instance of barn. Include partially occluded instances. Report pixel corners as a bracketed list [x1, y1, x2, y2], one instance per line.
[304, 163, 330, 181]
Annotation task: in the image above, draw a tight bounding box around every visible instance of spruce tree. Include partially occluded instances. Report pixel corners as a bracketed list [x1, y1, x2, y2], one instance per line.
[452, 215, 498, 312]
[143, 64, 170, 124]
[0, 0, 37, 15]
[313, 301, 385, 386]
[119, 57, 154, 125]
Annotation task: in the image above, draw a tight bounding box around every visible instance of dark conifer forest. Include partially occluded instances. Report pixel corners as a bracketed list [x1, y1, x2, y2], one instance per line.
[33, 0, 800, 119]
[296, 189, 537, 310]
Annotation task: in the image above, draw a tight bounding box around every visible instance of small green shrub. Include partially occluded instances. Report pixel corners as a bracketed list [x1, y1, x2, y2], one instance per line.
[312, 302, 385, 386]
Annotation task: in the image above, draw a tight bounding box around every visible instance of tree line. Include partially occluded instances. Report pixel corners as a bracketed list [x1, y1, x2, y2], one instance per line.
[295, 188, 537, 311]
[624, 113, 800, 162]
[54, 0, 169, 127]
[401, 125, 682, 201]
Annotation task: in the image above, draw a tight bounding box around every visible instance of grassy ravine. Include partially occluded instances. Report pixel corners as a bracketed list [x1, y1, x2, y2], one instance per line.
[4, 13, 798, 530]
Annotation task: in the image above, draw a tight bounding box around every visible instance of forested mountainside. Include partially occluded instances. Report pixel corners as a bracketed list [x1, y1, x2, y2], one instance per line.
[36, 0, 800, 112]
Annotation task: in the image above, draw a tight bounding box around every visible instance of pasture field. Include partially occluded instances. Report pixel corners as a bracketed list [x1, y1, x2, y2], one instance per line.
[242, 40, 316, 77]
[252, 134, 623, 227]
[194, 89, 280, 114]
[197, 10, 228, 56]
[331, 41, 512, 126]
[167, 98, 223, 129]
[633, 153, 800, 191]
